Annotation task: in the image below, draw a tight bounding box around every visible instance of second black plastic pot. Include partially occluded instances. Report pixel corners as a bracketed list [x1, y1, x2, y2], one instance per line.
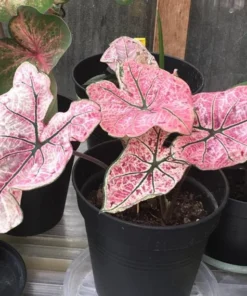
[0, 241, 26, 296]
[206, 166, 247, 266]
[73, 53, 204, 148]
[8, 95, 79, 237]
[73, 141, 228, 296]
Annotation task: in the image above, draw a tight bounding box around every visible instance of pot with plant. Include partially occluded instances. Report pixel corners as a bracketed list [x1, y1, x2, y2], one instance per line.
[0, 1, 82, 235]
[0, 61, 101, 235]
[73, 32, 204, 148]
[71, 36, 247, 296]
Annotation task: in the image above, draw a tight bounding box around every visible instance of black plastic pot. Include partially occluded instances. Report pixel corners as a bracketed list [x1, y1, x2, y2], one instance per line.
[72, 141, 228, 296]
[8, 95, 79, 237]
[0, 241, 26, 296]
[206, 167, 247, 266]
[73, 54, 204, 148]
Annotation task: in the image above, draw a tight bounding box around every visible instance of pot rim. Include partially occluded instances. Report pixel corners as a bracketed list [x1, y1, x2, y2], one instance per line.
[72, 141, 229, 231]
[223, 166, 247, 204]
[72, 53, 205, 95]
[228, 197, 247, 205]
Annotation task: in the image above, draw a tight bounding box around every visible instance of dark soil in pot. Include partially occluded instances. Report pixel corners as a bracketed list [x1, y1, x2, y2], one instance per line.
[90, 183, 211, 226]
[73, 54, 204, 148]
[72, 140, 228, 296]
[206, 166, 247, 266]
[8, 95, 80, 237]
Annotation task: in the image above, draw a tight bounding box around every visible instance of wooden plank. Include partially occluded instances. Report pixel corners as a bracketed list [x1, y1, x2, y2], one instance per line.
[153, 0, 191, 58]
[54, 0, 157, 99]
[186, 0, 247, 91]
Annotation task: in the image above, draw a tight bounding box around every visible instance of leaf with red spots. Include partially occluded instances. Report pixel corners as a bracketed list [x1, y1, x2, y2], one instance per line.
[103, 128, 188, 213]
[0, 0, 53, 21]
[101, 36, 158, 72]
[0, 6, 71, 94]
[0, 62, 101, 233]
[87, 60, 194, 137]
[173, 87, 247, 170]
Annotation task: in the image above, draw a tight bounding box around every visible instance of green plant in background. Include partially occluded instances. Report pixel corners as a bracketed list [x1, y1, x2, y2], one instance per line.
[0, 0, 54, 21]
[0, 0, 71, 121]
[0, 6, 71, 94]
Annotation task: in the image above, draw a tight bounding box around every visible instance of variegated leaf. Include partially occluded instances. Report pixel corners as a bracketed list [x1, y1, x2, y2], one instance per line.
[0, 6, 71, 94]
[87, 60, 194, 137]
[101, 36, 158, 71]
[103, 128, 188, 213]
[0, 0, 53, 21]
[173, 86, 247, 170]
[0, 62, 101, 233]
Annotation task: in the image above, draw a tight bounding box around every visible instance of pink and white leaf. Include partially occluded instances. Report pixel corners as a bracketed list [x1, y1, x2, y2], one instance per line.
[173, 86, 247, 170]
[103, 128, 189, 213]
[0, 62, 101, 233]
[87, 60, 194, 137]
[101, 36, 158, 71]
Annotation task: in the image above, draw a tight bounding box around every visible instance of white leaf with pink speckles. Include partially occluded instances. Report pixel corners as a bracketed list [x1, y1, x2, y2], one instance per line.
[173, 87, 247, 170]
[87, 61, 194, 138]
[103, 128, 188, 213]
[0, 62, 101, 233]
[101, 36, 158, 71]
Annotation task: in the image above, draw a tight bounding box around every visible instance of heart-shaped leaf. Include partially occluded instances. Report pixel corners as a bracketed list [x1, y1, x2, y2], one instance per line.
[101, 36, 158, 72]
[103, 128, 188, 213]
[173, 86, 247, 170]
[87, 60, 194, 137]
[0, 62, 101, 233]
[0, 6, 71, 94]
[0, 0, 53, 21]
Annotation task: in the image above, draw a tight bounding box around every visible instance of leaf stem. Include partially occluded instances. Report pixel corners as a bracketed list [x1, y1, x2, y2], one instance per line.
[165, 166, 191, 223]
[73, 151, 108, 170]
[137, 203, 140, 215]
[159, 195, 167, 223]
[157, 12, 165, 69]
[0, 23, 4, 39]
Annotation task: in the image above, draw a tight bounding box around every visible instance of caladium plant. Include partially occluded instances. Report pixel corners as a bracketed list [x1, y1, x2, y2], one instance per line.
[86, 36, 247, 221]
[0, 6, 71, 94]
[0, 62, 101, 233]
